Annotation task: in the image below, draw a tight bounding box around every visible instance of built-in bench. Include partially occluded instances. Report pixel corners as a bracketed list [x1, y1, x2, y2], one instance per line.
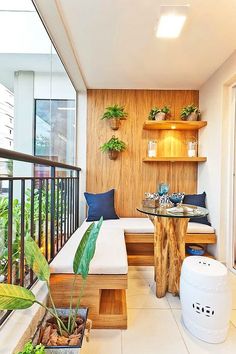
[119, 218, 216, 266]
[49, 217, 216, 329]
[50, 222, 128, 329]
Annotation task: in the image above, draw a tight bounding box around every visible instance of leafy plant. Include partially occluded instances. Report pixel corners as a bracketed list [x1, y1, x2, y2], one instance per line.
[0, 217, 103, 337]
[101, 104, 128, 120]
[148, 106, 170, 120]
[18, 341, 45, 354]
[0, 183, 62, 281]
[181, 104, 200, 120]
[100, 136, 127, 152]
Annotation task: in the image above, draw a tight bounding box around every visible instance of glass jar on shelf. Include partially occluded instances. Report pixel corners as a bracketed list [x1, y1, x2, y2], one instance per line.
[147, 140, 158, 158]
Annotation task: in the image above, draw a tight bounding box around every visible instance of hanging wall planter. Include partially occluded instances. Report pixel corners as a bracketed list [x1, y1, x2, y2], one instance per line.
[109, 118, 121, 131]
[181, 104, 201, 121]
[101, 104, 128, 130]
[108, 150, 119, 160]
[100, 136, 127, 160]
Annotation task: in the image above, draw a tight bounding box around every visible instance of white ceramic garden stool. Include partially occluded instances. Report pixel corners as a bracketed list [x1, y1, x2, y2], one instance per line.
[180, 256, 232, 343]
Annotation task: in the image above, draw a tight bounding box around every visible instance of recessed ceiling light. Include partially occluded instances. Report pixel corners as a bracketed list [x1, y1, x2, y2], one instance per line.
[156, 5, 189, 38]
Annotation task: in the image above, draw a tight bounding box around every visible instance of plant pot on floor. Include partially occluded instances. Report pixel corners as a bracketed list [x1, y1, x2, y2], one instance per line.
[155, 112, 166, 121]
[108, 150, 119, 160]
[109, 118, 121, 130]
[34, 308, 89, 354]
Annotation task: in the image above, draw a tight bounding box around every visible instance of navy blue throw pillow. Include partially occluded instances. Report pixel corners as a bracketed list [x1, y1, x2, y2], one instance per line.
[84, 189, 119, 221]
[183, 192, 211, 225]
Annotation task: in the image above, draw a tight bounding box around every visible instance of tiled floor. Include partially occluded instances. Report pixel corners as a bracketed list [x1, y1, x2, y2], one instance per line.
[82, 266, 236, 354]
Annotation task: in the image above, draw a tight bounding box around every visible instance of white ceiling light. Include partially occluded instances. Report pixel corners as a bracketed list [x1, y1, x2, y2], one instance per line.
[156, 5, 189, 38]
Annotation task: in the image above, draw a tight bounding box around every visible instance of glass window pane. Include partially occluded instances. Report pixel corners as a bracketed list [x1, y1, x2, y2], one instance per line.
[35, 99, 76, 165]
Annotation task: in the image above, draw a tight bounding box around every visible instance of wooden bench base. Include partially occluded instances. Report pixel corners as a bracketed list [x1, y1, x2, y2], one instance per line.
[50, 232, 216, 328]
[50, 274, 128, 329]
[125, 232, 216, 266]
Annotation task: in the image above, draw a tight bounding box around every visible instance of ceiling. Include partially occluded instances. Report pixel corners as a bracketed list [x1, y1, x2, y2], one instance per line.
[40, 0, 236, 89]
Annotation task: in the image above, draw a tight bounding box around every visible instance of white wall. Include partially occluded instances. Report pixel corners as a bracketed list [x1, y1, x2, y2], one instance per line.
[199, 49, 236, 263]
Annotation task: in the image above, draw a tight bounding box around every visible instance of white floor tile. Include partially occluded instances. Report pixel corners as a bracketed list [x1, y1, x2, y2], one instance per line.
[127, 277, 170, 309]
[122, 309, 188, 354]
[128, 266, 154, 280]
[172, 309, 236, 354]
[81, 329, 122, 354]
[166, 292, 182, 309]
[128, 277, 155, 294]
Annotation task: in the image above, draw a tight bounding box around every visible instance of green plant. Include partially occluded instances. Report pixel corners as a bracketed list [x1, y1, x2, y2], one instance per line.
[100, 136, 127, 152]
[148, 106, 170, 120]
[0, 190, 40, 280]
[18, 341, 45, 354]
[181, 104, 200, 120]
[101, 104, 128, 120]
[0, 183, 63, 281]
[0, 217, 103, 337]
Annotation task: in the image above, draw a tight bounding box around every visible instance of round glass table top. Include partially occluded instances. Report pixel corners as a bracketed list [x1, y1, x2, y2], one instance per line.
[137, 204, 208, 219]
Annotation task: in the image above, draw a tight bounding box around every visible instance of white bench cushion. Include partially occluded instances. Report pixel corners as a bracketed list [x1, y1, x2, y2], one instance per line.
[82, 218, 214, 234]
[187, 222, 215, 234]
[50, 223, 128, 275]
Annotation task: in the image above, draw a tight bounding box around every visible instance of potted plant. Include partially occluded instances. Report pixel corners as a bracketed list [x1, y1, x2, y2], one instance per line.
[18, 341, 45, 354]
[0, 217, 103, 353]
[101, 104, 128, 130]
[148, 106, 170, 121]
[100, 136, 127, 160]
[181, 104, 201, 121]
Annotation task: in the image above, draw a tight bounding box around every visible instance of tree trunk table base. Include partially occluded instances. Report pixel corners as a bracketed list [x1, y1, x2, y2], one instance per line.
[152, 216, 189, 298]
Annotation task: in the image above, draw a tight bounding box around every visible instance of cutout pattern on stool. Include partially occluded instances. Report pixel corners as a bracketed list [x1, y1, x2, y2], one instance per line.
[192, 302, 215, 317]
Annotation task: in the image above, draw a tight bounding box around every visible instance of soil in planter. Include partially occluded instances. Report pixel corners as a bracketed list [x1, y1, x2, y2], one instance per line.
[39, 315, 85, 347]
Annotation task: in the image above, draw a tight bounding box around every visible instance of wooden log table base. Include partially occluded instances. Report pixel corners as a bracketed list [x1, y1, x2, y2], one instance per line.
[152, 216, 189, 298]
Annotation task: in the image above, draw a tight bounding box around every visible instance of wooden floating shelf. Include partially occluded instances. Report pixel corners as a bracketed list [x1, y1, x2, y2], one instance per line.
[143, 157, 207, 162]
[143, 120, 207, 130]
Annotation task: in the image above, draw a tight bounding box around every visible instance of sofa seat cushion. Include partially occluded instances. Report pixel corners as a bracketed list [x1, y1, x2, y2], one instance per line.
[187, 222, 215, 234]
[82, 218, 154, 233]
[50, 223, 128, 275]
[81, 218, 214, 235]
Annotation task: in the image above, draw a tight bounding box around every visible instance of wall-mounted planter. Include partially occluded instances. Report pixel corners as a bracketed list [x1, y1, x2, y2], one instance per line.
[108, 150, 119, 160]
[109, 118, 121, 130]
[101, 105, 128, 131]
[100, 136, 127, 160]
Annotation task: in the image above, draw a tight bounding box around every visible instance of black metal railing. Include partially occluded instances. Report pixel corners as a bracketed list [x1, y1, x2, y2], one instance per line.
[0, 148, 81, 325]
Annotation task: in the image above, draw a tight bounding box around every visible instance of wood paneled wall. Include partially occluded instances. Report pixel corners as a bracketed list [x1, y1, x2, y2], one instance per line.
[87, 89, 199, 217]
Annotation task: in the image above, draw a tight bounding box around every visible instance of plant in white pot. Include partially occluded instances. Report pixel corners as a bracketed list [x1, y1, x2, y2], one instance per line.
[101, 104, 128, 130]
[0, 217, 103, 353]
[148, 106, 170, 121]
[181, 104, 201, 121]
[100, 136, 127, 160]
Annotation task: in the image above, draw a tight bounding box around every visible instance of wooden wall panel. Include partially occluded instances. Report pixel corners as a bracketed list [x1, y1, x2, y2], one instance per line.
[87, 89, 199, 217]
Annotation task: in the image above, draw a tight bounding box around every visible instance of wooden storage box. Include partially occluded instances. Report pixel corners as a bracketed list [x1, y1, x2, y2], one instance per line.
[142, 199, 158, 208]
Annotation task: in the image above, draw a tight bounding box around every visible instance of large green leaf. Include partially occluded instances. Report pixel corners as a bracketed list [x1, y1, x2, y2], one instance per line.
[0, 284, 35, 310]
[73, 223, 94, 274]
[73, 217, 103, 279]
[24, 236, 50, 282]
